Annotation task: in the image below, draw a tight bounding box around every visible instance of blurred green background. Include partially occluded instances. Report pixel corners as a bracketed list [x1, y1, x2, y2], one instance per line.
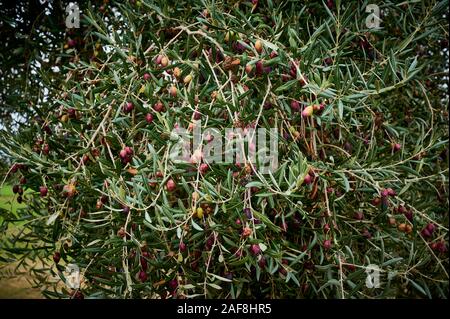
[0, 184, 42, 299]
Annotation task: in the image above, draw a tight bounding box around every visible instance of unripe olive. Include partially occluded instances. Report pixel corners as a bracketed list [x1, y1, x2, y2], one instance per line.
[302, 105, 314, 117]
[255, 40, 263, 53]
[183, 74, 192, 85]
[169, 86, 177, 97]
[160, 56, 169, 67]
[196, 207, 204, 219]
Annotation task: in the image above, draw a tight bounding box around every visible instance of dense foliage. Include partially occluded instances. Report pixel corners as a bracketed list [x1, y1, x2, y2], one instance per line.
[0, 0, 99, 130]
[0, 0, 449, 299]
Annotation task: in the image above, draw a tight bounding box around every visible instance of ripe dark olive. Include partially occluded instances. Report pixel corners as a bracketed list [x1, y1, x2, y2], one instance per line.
[362, 228, 372, 239]
[91, 148, 101, 157]
[421, 228, 431, 238]
[372, 197, 381, 206]
[354, 211, 364, 220]
[243, 208, 252, 219]
[11, 164, 19, 173]
[281, 74, 291, 82]
[125, 146, 133, 155]
[404, 210, 413, 222]
[387, 188, 396, 196]
[397, 205, 407, 214]
[100, 195, 108, 204]
[255, 60, 263, 76]
[140, 257, 148, 271]
[199, 163, 209, 174]
[263, 102, 272, 109]
[123, 102, 134, 113]
[290, 100, 300, 112]
[119, 147, 133, 164]
[346, 264, 356, 271]
[436, 241, 447, 253]
[154, 101, 164, 112]
[344, 142, 352, 153]
[303, 174, 312, 185]
[53, 252, 61, 263]
[258, 256, 267, 269]
[68, 108, 76, 118]
[323, 240, 332, 250]
[39, 186, 48, 197]
[426, 223, 436, 233]
[193, 110, 201, 120]
[43, 125, 52, 135]
[250, 244, 261, 256]
[168, 279, 178, 290]
[138, 270, 148, 282]
[304, 260, 314, 270]
[145, 113, 154, 124]
[122, 205, 130, 214]
[82, 154, 90, 165]
[166, 179, 176, 192]
[67, 39, 76, 47]
[42, 144, 50, 155]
